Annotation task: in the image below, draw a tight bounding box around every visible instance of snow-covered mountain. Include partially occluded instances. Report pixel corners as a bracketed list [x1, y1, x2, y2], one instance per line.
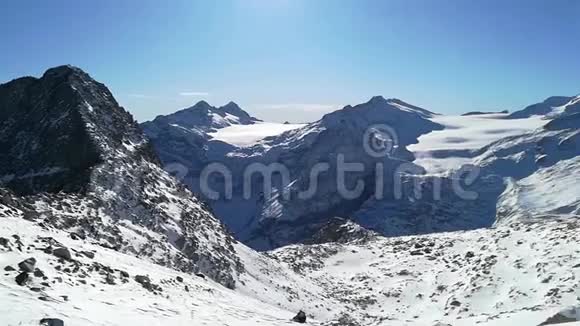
[0, 66, 242, 288]
[145, 96, 445, 249]
[144, 93, 580, 251]
[140, 100, 286, 186]
[142, 100, 261, 133]
[474, 96, 580, 224]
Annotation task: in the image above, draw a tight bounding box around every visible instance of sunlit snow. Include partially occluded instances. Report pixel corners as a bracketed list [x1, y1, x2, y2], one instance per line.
[409, 113, 546, 173]
[208, 122, 306, 147]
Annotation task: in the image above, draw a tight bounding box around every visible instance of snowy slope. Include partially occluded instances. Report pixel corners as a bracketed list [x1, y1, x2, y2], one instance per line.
[270, 218, 580, 325]
[409, 113, 546, 173]
[496, 155, 580, 224]
[0, 216, 324, 326]
[408, 95, 579, 174]
[3, 214, 578, 325]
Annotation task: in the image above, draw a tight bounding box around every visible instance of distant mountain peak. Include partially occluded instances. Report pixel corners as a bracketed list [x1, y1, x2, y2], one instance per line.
[222, 100, 240, 108]
[368, 95, 387, 104]
[192, 99, 212, 108]
[343, 96, 437, 119]
[143, 100, 260, 132]
[42, 64, 84, 77]
[508, 95, 574, 119]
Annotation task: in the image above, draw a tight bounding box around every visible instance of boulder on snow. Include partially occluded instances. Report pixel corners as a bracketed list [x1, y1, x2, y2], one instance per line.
[79, 251, 95, 259]
[0, 237, 10, 248]
[135, 275, 162, 292]
[52, 247, 72, 260]
[34, 268, 46, 278]
[18, 257, 37, 272]
[135, 275, 151, 285]
[4, 265, 16, 271]
[15, 271, 29, 286]
[292, 310, 307, 323]
[39, 318, 64, 326]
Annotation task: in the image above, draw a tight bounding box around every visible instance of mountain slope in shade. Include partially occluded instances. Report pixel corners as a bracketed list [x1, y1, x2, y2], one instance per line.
[169, 96, 444, 249]
[0, 66, 242, 288]
[508, 96, 573, 119]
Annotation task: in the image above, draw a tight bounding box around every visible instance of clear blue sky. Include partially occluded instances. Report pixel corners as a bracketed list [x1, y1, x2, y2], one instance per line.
[1, 0, 579, 122]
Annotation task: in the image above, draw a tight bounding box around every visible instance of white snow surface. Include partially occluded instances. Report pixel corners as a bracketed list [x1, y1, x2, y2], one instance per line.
[2, 215, 579, 325]
[208, 122, 306, 147]
[496, 156, 580, 224]
[409, 114, 546, 173]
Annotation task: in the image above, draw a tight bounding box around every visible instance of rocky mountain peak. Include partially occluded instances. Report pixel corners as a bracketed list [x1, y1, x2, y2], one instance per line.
[142, 100, 260, 136]
[0, 65, 132, 194]
[42, 64, 86, 79]
[327, 96, 437, 123]
[190, 100, 212, 110]
[368, 95, 387, 104]
[0, 66, 243, 288]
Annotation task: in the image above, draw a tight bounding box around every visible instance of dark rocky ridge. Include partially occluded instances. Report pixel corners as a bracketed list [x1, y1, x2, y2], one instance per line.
[461, 110, 508, 116]
[0, 65, 158, 195]
[0, 65, 243, 288]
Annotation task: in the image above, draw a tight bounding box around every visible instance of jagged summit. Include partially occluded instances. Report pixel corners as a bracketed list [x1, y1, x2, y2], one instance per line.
[0, 64, 147, 194]
[0, 65, 243, 288]
[144, 100, 260, 132]
[42, 64, 86, 78]
[334, 96, 437, 120]
[368, 95, 388, 104]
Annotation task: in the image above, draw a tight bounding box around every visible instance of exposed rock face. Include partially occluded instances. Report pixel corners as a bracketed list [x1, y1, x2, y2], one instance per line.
[354, 173, 505, 237]
[0, 67, 98, 194]
[0, 66, 243, 288]
[305, 217, 377, 245]
[461, 110, 508, 116]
